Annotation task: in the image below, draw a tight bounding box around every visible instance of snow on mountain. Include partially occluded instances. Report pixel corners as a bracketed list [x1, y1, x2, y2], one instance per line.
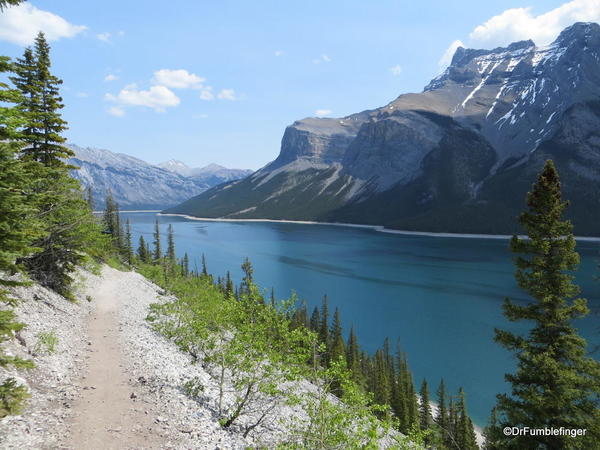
[166, 22, 600, 235]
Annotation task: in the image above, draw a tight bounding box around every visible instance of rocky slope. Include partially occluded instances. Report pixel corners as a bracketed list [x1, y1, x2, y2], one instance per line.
[68, 145, 252, 210]
[167, 22, 600, 235]
[0, 266, 402, 449]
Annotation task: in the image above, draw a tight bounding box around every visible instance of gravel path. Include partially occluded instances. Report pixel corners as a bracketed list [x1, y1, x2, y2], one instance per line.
[68, 269, 161, 449]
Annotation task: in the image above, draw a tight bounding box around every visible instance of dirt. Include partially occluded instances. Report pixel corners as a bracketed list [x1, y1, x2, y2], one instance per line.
[68, 273, 161, 449]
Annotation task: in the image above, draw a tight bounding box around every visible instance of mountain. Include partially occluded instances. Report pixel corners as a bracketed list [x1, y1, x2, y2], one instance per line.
[68, 145, 252, 210]
[157, 160, 253, 185]
[166, 22, 600, 235]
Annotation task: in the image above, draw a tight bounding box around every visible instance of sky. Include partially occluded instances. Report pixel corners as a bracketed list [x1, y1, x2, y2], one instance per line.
[0, 0, 598, 170]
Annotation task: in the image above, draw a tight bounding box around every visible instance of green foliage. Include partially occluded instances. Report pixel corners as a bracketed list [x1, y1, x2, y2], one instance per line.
[0, 378, 29, 418]
[493, 160, 600, 448]
[152, 219, 162, 262]
[0, 1, 24, 11]
[146, 263, 315, 437]
[22, 168, 106, 299]
[34, 329, 58, 355]
[280, 357, 395, 449]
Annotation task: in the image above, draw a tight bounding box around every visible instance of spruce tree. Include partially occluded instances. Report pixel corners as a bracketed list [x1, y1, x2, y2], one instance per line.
[436, 379, 451, 447]
[11, 33, 73, 166]
[329, 308, 345, 364]
[225, 271, 234, 298]
[12, 32, 102, 297]
[202, 253, 208, 277]
[152, 219, 162, 262]
[319, 295, 330, 364]
[137, 235, 149, 262]
[483, 407, 502, 450]
[182, 253, 189, 277]
[419, 379, 432, 431]
[124, 218, 133, 265]
[309, 306, 320, 332]
[166, 224, 176, 263]
[457, 387, 478, 450]
[494, 160, 600, 448]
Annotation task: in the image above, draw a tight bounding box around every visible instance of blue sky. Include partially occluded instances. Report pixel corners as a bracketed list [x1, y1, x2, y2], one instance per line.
[0, 0, 596, 169]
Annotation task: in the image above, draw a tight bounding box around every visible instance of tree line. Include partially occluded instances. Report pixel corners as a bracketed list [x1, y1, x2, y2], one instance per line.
[116, 215, 478, 448]
[0, 28, 111, 417]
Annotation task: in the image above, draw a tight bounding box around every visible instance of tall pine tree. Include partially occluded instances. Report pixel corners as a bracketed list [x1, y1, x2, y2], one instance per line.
[494, 160, 600, 448]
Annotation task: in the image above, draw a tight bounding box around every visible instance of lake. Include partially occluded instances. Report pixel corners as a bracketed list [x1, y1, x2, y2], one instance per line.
[121, 211, 600, 427]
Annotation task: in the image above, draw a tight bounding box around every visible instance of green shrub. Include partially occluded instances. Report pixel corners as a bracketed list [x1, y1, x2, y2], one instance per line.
[34, 329, 58, 355]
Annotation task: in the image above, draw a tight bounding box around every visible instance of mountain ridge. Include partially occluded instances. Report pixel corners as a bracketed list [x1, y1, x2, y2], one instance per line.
[68, 144, 253, 210]
[166, 22, 600, 235]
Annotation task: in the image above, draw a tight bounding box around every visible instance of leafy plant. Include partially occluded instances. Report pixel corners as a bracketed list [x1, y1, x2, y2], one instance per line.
[34, 329, 58, 355]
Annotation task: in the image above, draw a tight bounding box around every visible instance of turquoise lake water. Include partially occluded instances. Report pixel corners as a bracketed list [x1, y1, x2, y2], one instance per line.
[121, 212, 600, 427]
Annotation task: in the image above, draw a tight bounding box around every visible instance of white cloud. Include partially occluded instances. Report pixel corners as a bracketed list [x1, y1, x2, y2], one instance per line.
[315, 109, 332, 116]
[117, 30, 125, 37]
[274, 50, 283, 57]
[105, 84, 180, 112]
[199, 87, 214, 101]
[76, 92, 89, 98]
[193, 113, 209, 119]
[0, 3, 86, 46]
[312, 54, 332, 64]
[104, 74, 118, 82]
[390, 64, 403, 76]
[469, 0, 600, 47]
[96, 32, 111, 42]
[438, 39, 464, 68]
[108, 106, 125, 117]
[152, 69, 205, 89]
[217, 89, 237, 101]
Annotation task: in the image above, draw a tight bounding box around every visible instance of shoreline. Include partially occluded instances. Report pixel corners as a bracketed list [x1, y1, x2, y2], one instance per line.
[158, 213, 600, 242]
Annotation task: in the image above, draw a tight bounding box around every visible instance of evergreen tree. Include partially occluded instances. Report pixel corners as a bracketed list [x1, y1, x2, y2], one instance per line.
[182, 253, 189, 277]
[309, 306, 320, 332]
[329, 308, 345, 364]
[483, 407, 502, 450]
[12, 33, 102, 297]
[11, 33, 73, 166]
[0, 139, 37, 416]
[448, 398, 458, 446]
[224, 271, 234, 298]
[124, 218, 133, 265]
[166, 224, 176, 263]
[152, 219, 161, 262]
[240, 257, 252, 293]
[137, 235, 149, 263]
[345, 327, 362, 384]
[102, 190, 119, 241]
[319, 295, 330, 363]
[494, 160, 600, 448]
[202, 253, 208, 277]
[9, 47, 38, 147]
[419, 379, 432, 431]
[457, 387, 478, 450]
[436, 379, 451, 447]
[373, 349, 391, 406]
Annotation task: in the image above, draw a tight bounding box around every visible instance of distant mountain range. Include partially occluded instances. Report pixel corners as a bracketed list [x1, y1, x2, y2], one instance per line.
[68, 144, 252, 210]
[166, 22, 600, 235]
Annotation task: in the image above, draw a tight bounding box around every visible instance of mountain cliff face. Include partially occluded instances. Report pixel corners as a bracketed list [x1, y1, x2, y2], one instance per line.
[166, 23, 600, 235]
[68, 145, 252, 210]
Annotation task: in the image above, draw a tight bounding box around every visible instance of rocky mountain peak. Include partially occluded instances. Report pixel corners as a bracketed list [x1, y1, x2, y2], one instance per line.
[555, 21, 600, 46]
